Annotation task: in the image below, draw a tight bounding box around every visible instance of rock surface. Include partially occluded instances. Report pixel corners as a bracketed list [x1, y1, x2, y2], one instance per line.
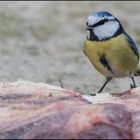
[0, 81, 140, 139]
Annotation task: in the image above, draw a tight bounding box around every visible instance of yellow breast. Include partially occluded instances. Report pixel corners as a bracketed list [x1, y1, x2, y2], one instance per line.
[83, 34, 138, 78]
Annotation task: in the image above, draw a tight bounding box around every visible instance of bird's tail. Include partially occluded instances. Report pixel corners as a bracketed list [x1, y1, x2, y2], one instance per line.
[134, 65, 140, 76]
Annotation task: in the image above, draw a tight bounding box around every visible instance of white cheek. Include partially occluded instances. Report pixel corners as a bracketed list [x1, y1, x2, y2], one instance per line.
[94, 21, 120, 40]
[86, 30, 90, 39]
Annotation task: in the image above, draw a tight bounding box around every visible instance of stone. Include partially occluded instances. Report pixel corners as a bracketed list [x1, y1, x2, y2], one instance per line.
[0, 81, 139, 139]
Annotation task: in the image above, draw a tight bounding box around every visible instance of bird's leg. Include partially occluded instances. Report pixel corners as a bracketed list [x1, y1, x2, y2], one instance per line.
[96, 77, 112, 94]
[90, 78, 111, 96]
[130, 75, 137, 89]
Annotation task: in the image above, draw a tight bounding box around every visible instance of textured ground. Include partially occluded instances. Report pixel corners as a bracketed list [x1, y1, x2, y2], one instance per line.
[0, 81, 140, 139]
[0, 1, 139, 94]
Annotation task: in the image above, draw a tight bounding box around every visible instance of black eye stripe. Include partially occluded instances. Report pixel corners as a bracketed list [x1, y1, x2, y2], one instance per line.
[92, 19, 108, 27]
[98, 19, 108, 24]
[91, 19, 115, 28]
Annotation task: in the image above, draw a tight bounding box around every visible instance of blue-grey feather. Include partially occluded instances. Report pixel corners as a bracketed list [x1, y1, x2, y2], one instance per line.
[92, 11, 113, 17]
[125, 32, 139, 60]
[100, 55, 113, 73]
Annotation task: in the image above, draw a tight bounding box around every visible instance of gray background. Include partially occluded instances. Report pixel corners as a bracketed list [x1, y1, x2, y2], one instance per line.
[0, 1, 140, 94]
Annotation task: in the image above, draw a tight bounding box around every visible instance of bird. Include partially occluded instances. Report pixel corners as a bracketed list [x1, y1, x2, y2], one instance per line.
[83, 11, 140, 94]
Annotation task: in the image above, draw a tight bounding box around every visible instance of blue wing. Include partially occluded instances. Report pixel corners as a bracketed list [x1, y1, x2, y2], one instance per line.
[125, 32, 139, 60]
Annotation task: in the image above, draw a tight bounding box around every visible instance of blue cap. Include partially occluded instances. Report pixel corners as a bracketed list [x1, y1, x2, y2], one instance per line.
[92, 11, 113, 17]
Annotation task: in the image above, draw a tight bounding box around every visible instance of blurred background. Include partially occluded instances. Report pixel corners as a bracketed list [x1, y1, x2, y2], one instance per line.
[0, 1, 140, 94]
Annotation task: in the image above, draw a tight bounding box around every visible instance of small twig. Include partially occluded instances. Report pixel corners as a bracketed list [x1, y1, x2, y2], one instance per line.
[58, 78, 64, 88]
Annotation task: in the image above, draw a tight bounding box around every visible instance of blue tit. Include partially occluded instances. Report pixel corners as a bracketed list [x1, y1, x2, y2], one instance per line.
[83, 11, 140, 93]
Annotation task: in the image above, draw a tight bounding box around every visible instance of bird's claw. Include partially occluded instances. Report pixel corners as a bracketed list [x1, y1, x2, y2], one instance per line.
[90, 93, 97, 96]
[130, 84, 137, 89]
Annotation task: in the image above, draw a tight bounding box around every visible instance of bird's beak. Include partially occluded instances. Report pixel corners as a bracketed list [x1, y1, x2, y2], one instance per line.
[86, 27, 92, 30]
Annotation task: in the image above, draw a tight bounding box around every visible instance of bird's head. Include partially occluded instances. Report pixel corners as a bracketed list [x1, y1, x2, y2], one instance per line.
[86, 11, 123, 41]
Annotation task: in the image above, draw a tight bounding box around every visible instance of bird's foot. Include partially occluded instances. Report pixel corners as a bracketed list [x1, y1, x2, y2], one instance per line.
[90, 93, 97, 96]
[130, 84, 137, 89]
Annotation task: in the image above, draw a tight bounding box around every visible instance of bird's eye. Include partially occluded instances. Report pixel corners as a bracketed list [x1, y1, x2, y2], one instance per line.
[100, 20, 105, 24]
[86, 21, 88, 26]
[92, 19, 108, 28]
[99, 19, 108, 25]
